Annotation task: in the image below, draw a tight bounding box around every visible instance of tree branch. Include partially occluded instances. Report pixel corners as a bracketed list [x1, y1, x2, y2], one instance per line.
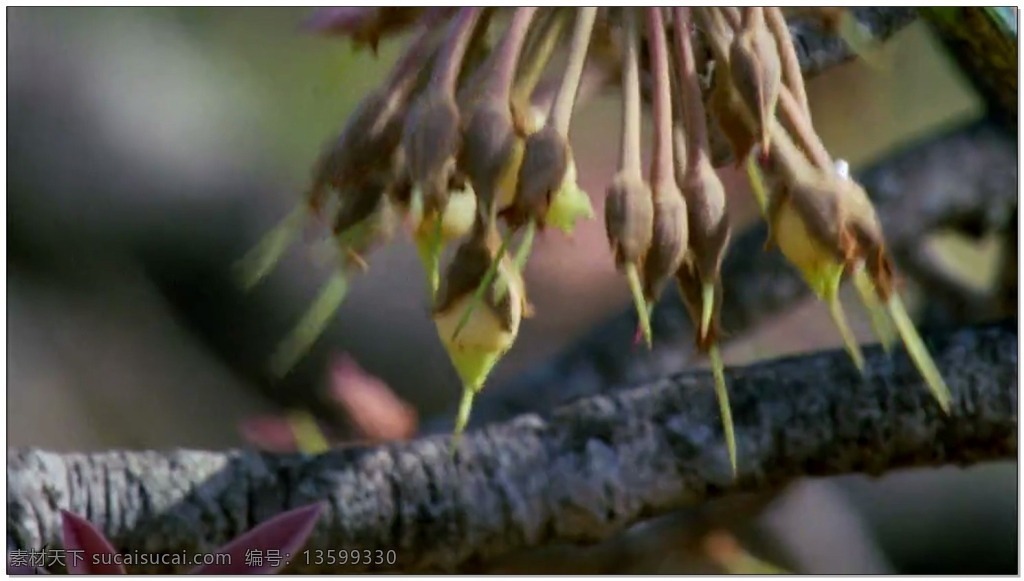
[8, 320, 1016, 573]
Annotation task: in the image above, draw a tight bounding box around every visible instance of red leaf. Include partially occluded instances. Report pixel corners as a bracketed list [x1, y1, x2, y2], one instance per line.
[190, 503, 325, 574]
[60, 510, 126, 574]
[330, 354, 418, 442]
[238, 415, 300, 453]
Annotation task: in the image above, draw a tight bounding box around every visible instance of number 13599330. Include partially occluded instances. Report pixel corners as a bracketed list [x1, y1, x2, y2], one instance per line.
[300, 549, 398, 567]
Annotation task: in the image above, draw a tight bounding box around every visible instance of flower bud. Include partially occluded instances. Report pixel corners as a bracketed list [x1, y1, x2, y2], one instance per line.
[604, 171, 654, 268]
[642, 187, 690, 303]
[402, 90, 462, 216]
[709, 70, 757, 166]
[728, 8, 782, 155]
[459, 98, 526, 218]
[310, 89, 407, 213]
[506, 125, 595, 234]
[505, 125, 568, 228]
[432, 221, 525, 438]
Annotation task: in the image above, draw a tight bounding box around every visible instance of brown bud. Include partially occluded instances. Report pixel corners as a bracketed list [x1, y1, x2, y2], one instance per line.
[604, 171, 654, 268]
[402, 90, 462, 213]
[766, 175, 847, 263]
[310, 89, 407, 212]
[642, 187, 689, 302]
[332, 173, 398, 269]
[433, 220, 518, 332]
[728, 7, 782, 154]
[709, 68, 757, 166]
[504, 125, 569, 229]
[834, 177, 894, 296]
[458, 98, 526, 217]
[680, 158, 732, 283]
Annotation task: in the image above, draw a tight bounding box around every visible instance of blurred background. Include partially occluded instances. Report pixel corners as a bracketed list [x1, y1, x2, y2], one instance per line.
[7, 7, 1016, 574]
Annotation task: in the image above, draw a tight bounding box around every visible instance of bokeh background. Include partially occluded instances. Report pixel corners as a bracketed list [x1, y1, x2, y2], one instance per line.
[7, 7, 1016, 574]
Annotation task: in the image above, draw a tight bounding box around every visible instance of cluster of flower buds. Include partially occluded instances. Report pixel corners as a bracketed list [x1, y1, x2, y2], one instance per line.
[239, 8, 950, 471]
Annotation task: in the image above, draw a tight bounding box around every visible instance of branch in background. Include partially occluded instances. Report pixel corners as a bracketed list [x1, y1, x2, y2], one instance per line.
[432, 115, 1017, 434]
[861, 117, 1018, 328]
[918, 7, 1018, 128]
[8, 320, 1016, 573]
[781, 8, 917, 75]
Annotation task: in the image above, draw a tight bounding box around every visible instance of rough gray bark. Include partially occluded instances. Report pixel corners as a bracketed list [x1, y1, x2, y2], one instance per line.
[434, 116, 1017, 434]
[8, 320, 1016, 573]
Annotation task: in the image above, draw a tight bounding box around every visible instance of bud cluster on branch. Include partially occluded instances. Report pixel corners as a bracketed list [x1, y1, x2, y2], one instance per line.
[236, 8, 951, 475]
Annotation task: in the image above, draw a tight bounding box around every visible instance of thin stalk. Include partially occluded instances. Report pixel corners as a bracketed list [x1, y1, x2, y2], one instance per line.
[720, 6, 742, 30]
[483, 7, 539, 101]
[741, 6, 764, 29]
[693, 8, 733, 62]
[386, 10, 449, 99]
[645, 8, 675, 190]
[512, 9, 571, 110]
[673, 7, 711, 170]
[619, 7, 644, 175]
[765, 7, 811, 118]
[777, 88, 832, 171]
[549, 7, 598, 136]
[431, 8, 483, 94]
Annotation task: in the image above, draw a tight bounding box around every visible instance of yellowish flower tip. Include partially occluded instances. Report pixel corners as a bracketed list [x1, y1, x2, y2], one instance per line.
[827, 292, 865, 373]
[439, 186, 479, 240]
[774, 202, 865, 371]
[626, 263, 653, 349]
[235, 204, 307, 290]
[414, 231, 442, 298]
[887, 293, 953, 414]
[408, 186, 426, 231]
[545, 161, 595, 234]
[700, 281, 716, 341]
[745, 156, 770, 218]
[773, 202, 843, 298]
[852, 265, 897, 352]
[270, 271, 349, 379]
[449, 387, 477, 456]
[435, 277, 522, 444]
[286, 409, 331, 454]
[412, 185, 478, 298]
[708, 344, 737, 479]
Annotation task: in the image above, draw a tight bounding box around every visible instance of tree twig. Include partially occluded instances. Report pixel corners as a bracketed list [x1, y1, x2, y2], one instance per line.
[8, 320, 1016, 573]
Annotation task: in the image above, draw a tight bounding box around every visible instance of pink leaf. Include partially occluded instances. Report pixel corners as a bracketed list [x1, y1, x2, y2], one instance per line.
[190, 503, 325, 574]
[330, 354, 418, 442]
[238, 415, 300, 453]
[60, 510, 126, 574]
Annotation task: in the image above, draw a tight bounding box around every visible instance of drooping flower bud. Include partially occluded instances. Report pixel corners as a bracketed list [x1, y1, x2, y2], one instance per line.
[642, 189, 689, 305]
[432, 219, 526, 440]
[728, 7, 782, 155]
